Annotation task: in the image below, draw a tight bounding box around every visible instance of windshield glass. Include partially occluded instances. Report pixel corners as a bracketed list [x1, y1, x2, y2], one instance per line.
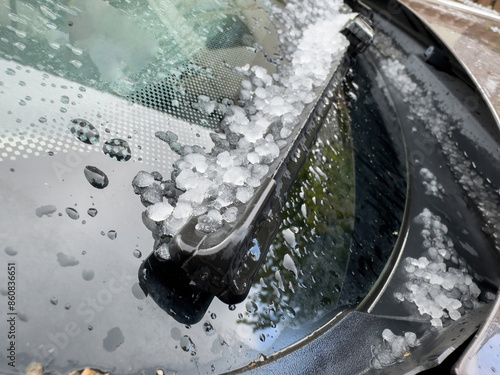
[0, 1, 393, 374]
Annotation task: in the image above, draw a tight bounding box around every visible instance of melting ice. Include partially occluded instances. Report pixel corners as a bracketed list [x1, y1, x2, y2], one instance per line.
[133, 0, 354, 260]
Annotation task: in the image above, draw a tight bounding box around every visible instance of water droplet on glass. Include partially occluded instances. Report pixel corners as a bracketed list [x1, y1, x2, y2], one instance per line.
[103, 139, 132, 162]
[65, 304, 71, 310]
[18, 81, 26, 87]
[103, 327, 125, 352]
[259, 334, 266, 342]
[84, 166, 109, 189]
[180, 336, 195, 352]
[47, 151, 54, 156]
[210, 312, 217, 319]
[65, 207, 79, 220]
[82, 269, 95, 281]
[38, 117, 47, 123]
[229, 304, 236, 311]
[107, 230, 117, 240]
[79, 86, 86, 92]
[18, 100, 26, 106]
[60, 95, 69, 104]
[238, 313, 243, 319]
[68, 119, 100, 144]
[245, 301, 258, 313]
[87, 208, 98, 217]
[13, 42, 25, 51]
[131, 283, 146, 300]
[133, 249, 142, 258]
[35, 205, 57, 217]
[70, 59, 82, 68]
[57, 252, 79, 267]
[88, 325, 93, 331]
[50, 297, 58, 305]
[5, 247, 17, 256]
[203, 321, 214, 335]
[5, 68, 15, 76]
[60, 107, 67, 113]
[9, 168, 14, 172]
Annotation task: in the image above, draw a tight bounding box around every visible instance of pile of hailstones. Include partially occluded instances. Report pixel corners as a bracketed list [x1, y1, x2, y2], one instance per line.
[395, 209, 493, 329]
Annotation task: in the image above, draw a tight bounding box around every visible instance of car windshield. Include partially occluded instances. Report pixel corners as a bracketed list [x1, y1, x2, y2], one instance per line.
[0, 1, 399, 374]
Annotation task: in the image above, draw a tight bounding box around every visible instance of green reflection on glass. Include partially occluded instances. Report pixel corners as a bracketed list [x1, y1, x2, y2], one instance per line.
[242, 94, 356, 331]
[0, 0, 256, 96]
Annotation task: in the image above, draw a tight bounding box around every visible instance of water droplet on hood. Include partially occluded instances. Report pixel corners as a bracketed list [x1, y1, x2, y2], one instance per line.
[84, 166, 109, 189]
[68, 119, 100, 145]
[103, 139, 132, 162]
[87, 208, 98, 217]
[50, 297, 58, 305]
[107, 230, 117, 240]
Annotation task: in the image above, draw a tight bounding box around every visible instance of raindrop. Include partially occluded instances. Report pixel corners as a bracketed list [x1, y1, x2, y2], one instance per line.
[65, 304, 71, 310]
[13, 42, 25, 51]
[180, 336, 195, 352]
[245, 301, 258, 313]
[88, 325, 93, 331]
[238, 313, 243, 319]
[9, 168, 14, 172]
[70, 60, 82, 68]
[60, 95, 69, 104]
[68, 119, 100, 144]
[18, 81, 26, 86]
[210, 313, 217, 319]
[87, 208, 98, 217]
[107, 230, 117, 240]
[5, 68, 15, 76]
[103, 327, 125, 352]
[203, 321, 214, 335]
[131, 283, 146, 299]
[65, 207, 79, 220]
[82, 269, 95, 281]
[57, 252, 79, 267]
[259, 334, 265, 342]
[60, 107, 67, 113]
[84, 166, 109, 189]
[79, 86, 86, 92]
[18, 100, 26, 106]
[5, 247, 17, 256]
[228, 304, 236, 311]
[50, 297, 58, 305]
[35, 205, 57, 217]
[103, 139, 132, 162]
[284, 306, 296, 318]
[47, 151, 54, 156]
[38, 117, 47, 123]
[133, 249, 142, 258]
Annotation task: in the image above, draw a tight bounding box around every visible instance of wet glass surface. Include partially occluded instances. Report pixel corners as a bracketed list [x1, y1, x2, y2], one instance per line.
[0, 1, 399, 374]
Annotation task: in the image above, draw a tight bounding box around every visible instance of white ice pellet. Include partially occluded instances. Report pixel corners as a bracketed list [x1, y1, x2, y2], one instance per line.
[398, 208, 484, 330]
[136, 0, 355, 235]
[382, 328, 396, 344]
[133, 171, 155, 188]
[236, 186, 254, 204]
[146, 202, 173, 222]
[222, 206, 238, 223]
